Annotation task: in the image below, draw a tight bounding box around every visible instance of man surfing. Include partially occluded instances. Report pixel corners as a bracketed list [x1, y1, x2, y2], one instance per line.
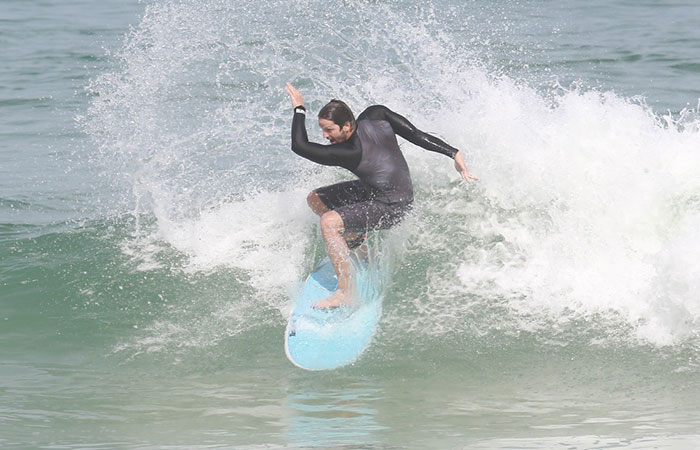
[285, 83, 477, 308]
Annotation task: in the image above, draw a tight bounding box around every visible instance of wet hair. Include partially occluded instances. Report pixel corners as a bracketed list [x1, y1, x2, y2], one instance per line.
[318, 99, 356, 130]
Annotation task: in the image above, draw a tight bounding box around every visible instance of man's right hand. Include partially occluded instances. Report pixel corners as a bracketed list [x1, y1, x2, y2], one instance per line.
[285, 83, 305, 109]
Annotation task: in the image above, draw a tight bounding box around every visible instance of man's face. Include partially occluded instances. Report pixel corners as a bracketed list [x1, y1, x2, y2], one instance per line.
[319, 118, 352, 144]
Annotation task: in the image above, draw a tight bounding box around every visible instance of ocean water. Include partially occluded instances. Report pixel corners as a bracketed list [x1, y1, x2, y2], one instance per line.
[2, 0, 700, 448]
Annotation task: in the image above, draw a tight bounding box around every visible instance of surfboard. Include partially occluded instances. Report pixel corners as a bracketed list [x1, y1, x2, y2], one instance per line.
[285, 254, 383, 371]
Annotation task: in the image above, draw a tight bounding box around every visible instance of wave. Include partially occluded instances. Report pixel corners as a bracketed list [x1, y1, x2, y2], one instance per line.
[81, 0, 700, 354]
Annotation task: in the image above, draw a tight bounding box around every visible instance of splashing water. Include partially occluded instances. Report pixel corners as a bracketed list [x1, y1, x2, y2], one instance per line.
[83, 0, 700, 352]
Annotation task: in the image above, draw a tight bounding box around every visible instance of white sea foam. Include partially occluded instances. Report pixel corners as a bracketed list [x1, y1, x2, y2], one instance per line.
[450, 82, 700, 346]
[157, 188, 315, 293]
[87, 0, 700, 349]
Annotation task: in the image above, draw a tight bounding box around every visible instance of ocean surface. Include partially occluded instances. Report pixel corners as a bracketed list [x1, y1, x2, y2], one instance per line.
[2, 0, 700, 448]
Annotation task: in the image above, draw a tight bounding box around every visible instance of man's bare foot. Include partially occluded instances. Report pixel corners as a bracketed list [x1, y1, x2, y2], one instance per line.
[313, 289, 352, 309]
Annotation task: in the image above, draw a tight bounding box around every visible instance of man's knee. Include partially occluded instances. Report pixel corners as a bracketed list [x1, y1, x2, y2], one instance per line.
[320, 211, 344, 234]
[307, 191, 329, 215]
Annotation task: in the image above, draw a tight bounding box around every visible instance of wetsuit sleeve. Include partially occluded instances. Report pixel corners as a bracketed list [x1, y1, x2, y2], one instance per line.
[290, 108, 360, 170]
[358, 105, 459, 158]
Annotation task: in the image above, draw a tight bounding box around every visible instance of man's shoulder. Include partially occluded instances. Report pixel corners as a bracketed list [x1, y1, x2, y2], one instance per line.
[358, 104, 390, 121]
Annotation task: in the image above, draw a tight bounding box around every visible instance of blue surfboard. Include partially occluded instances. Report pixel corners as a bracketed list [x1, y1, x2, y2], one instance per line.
[285, 254, 383, 371]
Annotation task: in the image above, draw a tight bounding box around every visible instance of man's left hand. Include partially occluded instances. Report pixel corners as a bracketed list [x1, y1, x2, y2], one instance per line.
[454, 151, 478, 184]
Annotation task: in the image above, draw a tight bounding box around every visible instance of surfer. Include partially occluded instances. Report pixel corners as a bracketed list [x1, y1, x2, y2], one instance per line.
[285, 82, 477, 308]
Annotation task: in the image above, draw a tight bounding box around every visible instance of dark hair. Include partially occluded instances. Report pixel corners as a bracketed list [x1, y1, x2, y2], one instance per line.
[318, 99, 356, 130]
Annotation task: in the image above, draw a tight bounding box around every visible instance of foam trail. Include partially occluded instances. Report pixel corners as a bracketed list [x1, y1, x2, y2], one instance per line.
[84, 0, 700, 350]
[448, 84, 700, 346]
[159, 188, 315, 294]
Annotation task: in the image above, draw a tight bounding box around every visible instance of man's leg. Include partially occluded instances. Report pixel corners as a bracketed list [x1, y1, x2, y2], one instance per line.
[308, 190, 362, 245]
[316, 210, 353, 308]
[307, 191, 329, 216]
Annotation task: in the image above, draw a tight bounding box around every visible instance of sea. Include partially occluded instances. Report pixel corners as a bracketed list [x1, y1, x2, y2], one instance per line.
[1, 0, 700, 448]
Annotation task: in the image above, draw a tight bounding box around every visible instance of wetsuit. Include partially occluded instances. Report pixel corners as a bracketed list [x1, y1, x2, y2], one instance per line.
[291, 104, 459, 233]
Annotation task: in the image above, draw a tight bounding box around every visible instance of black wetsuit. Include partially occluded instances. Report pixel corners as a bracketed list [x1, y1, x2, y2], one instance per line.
[291, 104, 459, 233]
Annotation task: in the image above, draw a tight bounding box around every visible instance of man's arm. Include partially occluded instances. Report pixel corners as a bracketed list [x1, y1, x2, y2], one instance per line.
[358, 105, 458, 157]
[359, 105, 478, 183]
[285, 83, 360, 170]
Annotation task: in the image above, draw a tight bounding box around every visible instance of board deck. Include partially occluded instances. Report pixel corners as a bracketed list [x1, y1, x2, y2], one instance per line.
[284, 255, 383, 370]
